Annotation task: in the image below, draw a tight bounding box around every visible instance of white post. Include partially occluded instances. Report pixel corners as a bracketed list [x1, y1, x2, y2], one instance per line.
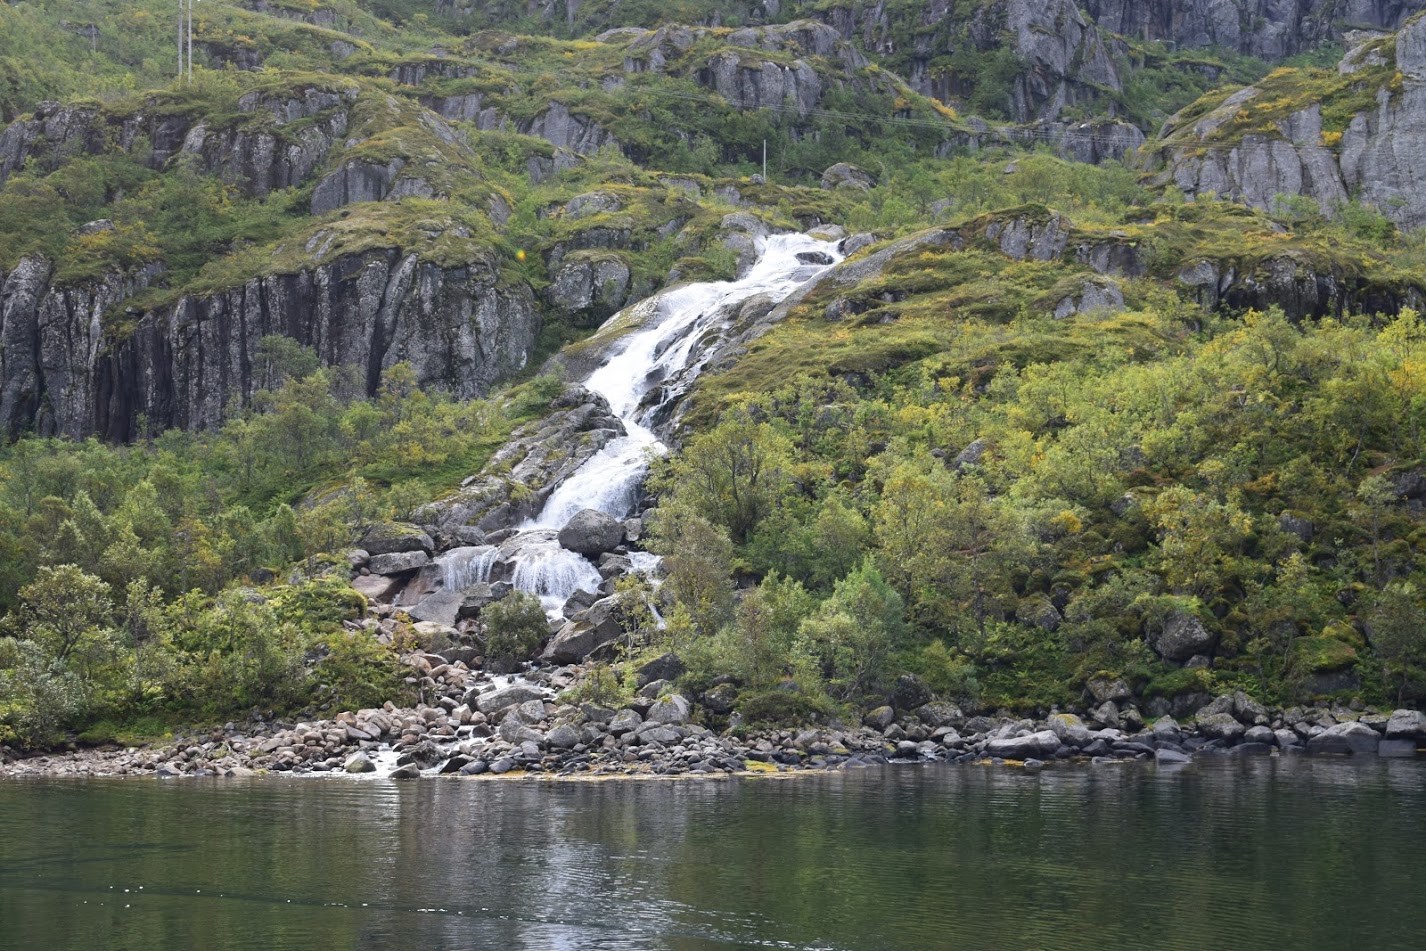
[762, 139, 767, 182]
[178, 0, 184, 79]
[186, 0, 193, 82]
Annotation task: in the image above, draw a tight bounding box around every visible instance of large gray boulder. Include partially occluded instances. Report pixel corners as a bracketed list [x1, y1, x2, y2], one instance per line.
[1151, 612, 1218, 662]
[558, 509, 625, 556]
[472, 682, 546, 716]
[1386, 709, 1426, 741]
[1196, 712, 1246, 742]
[1307, 721, 1381, 755]
[647, 695, 691, 726]
[986, 730, 1062, 760]
[541, 595, 624, 664]
[360, 522, 434, 556]
[821, 162, 875, 191]
[367, 551, 430, 576]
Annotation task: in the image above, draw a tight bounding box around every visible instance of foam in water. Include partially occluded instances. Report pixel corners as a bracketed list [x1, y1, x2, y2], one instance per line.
[509, 539, 604, 610]
[436, 546, 499, 590]
[528, 234, 841, 530]
[506, 234, 841, 601]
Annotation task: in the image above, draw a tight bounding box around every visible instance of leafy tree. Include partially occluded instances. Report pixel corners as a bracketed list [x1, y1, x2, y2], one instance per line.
[794, 559, 907, 699]
[657, 410, 793, 543]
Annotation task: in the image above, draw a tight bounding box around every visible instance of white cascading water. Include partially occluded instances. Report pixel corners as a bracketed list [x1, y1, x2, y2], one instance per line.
[509, 234, 843, 607]
[436, 545, 501, 590]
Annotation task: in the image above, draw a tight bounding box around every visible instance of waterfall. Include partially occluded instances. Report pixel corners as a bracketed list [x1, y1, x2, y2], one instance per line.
[506, 234, 843, 605]
[508, 537, 605, 610]
[529, 234, 842, 529]
[436, 546, 499, 590]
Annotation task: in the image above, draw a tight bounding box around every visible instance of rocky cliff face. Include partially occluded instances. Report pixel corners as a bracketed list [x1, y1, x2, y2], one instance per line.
[0, 249, 538, 441]
[0, 86, 357, 198]
[1162, 17, 1426, 228]
[1084, 0, 1425, 59]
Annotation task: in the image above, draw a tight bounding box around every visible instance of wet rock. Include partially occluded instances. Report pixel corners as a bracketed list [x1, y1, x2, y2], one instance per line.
[344, 752, 377, 773]
[1379, 739, 1420, 758]
[557, 508, 626, 556]
[390, 763, 421, 779]
[1307, 721, 1380, 755]
[541, 595, 625, 664]
[1386, 709, 1426, 740]
[1155, 748, 1191, 764]
[561, 588, 600, 619]
[986, 731, 1062, 760]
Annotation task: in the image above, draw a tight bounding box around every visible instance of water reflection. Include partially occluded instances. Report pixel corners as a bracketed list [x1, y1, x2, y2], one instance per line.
[1, 759, 1423, 950]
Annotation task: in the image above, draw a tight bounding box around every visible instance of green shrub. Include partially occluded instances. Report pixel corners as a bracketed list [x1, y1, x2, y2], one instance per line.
[482, 592, 550, 669]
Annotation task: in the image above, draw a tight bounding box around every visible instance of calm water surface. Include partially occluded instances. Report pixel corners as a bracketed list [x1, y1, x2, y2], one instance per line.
[1, 759, 1423, 950]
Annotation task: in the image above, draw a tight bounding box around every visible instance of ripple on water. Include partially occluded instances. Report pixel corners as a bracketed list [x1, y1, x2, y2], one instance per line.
[1, 759, 1424, 950]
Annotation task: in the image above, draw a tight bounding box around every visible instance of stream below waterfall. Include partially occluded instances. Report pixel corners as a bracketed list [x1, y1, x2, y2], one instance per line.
[432, 233, 843, 610]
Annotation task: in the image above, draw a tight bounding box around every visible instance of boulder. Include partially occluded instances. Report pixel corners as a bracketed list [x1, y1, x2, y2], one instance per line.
[609, 709, 643, 734]
[1307, 721, 1380, 755]
[367, 551, 430, 576]
[889, 673, 933, 712]
[541, 595, 625, 664]
[821, 162, 874, 191]
[343, 753, 377, 774]
[864, 705, 895, 731]
[1047, 713, 1091, 746]
[498, 717, 544, 746]
[360, 522, 434, 556]
[702, 683, 738, 715]
[546, 723, 581, 749]
[557, 509, 625, 556]
[1386, 709, 1426, 740]
[1086, 677, 1132, 704]
[648, 694, 691, 726]
[986, 730, 1062, 760]
[472, 682, 546, 715]
[1196, 712, 1246, 742]
[915, 702, 964, 728]
[1155, 748, 1191, 764]
[1151, 612, 1218, 662]
[636, 653, 686, 688]
[352, 574, 405, 601]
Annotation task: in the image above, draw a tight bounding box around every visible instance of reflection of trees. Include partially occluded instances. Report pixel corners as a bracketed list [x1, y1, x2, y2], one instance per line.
[4, 763, 1426, 950]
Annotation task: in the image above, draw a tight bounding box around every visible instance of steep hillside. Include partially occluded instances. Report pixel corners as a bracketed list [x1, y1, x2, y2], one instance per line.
[1, 0, 1425, 752]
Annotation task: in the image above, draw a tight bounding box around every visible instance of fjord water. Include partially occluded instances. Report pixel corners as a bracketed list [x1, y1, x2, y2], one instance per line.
[3, 760, 1424, 951]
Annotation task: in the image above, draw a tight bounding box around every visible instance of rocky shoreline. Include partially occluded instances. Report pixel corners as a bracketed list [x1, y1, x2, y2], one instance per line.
[3, 652, 1424, 779]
